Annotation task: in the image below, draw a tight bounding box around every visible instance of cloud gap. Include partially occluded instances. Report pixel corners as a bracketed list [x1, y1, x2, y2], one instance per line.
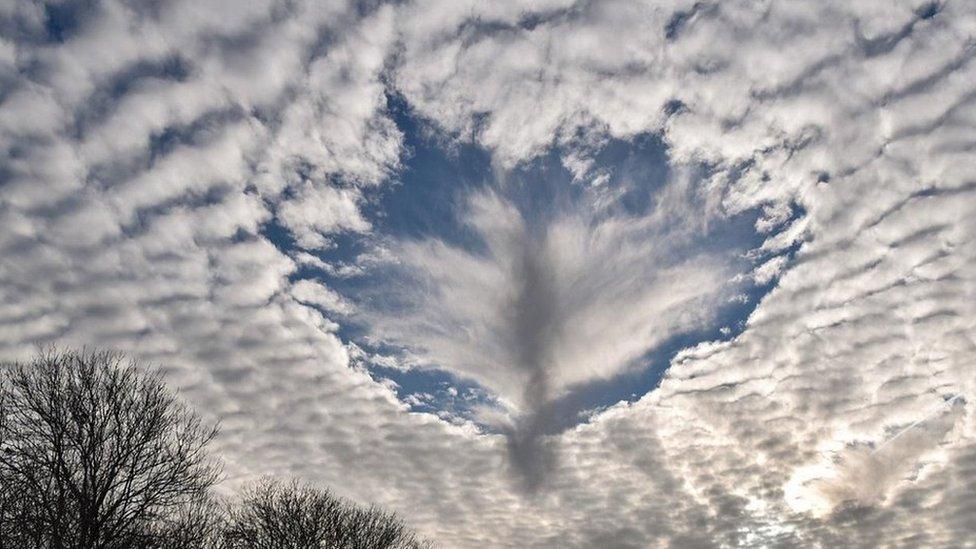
[276, 105, 789, 490]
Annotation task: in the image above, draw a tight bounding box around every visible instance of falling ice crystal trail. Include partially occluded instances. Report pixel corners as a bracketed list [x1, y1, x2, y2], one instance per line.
[279, 106, 786, 490]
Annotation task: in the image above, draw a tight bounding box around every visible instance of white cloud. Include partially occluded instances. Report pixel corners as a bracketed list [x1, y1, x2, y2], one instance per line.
[277, 184, 371, 249]
[364, 185, 745, 413]
[754, 255, 789, 285]
[1, 0, 975, 546]
[291, 279, 353, 316]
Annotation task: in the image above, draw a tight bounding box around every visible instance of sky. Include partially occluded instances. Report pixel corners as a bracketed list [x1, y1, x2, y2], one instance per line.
[1, 0, 975, 546]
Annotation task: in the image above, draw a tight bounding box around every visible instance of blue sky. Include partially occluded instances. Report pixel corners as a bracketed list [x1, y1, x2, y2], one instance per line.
[268, 93, 797, 435]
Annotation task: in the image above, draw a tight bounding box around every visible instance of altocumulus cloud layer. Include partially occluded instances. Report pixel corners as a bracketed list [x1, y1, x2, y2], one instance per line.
[2, 0, 976, 546]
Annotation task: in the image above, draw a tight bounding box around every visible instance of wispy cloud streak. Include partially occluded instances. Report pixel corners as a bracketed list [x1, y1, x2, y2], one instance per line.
[360, 169, 750, 487]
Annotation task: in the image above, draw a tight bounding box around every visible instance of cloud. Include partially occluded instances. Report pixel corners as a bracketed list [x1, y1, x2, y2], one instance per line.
[277, 185, 371, 249]
[786, 396, 965, 517]
[0, 0, 975, 546]
[358, 163, 755, 486]
[291, 279, 353, 316]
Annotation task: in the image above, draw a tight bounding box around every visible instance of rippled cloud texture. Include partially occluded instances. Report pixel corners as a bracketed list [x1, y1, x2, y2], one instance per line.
[2, 0, 975, 546]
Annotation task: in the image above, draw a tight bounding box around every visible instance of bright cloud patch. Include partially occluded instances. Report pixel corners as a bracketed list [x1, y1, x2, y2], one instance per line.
[376, 187, 736, 407]
[2, 0, 976, 546]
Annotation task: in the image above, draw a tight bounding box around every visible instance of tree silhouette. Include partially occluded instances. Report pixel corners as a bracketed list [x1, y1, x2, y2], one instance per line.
[223, 478, 430, 549]
[0, 349, 220, 549]
[142, 494, 227, 549]
[0, 349, 429, 548]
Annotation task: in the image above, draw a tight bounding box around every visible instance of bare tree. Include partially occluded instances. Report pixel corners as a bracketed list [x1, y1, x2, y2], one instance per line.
[0, 377, 44, 549]
[223, 478, 430, 549]
[142, 494, 227, 549]
[0, 349, 221, 549]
